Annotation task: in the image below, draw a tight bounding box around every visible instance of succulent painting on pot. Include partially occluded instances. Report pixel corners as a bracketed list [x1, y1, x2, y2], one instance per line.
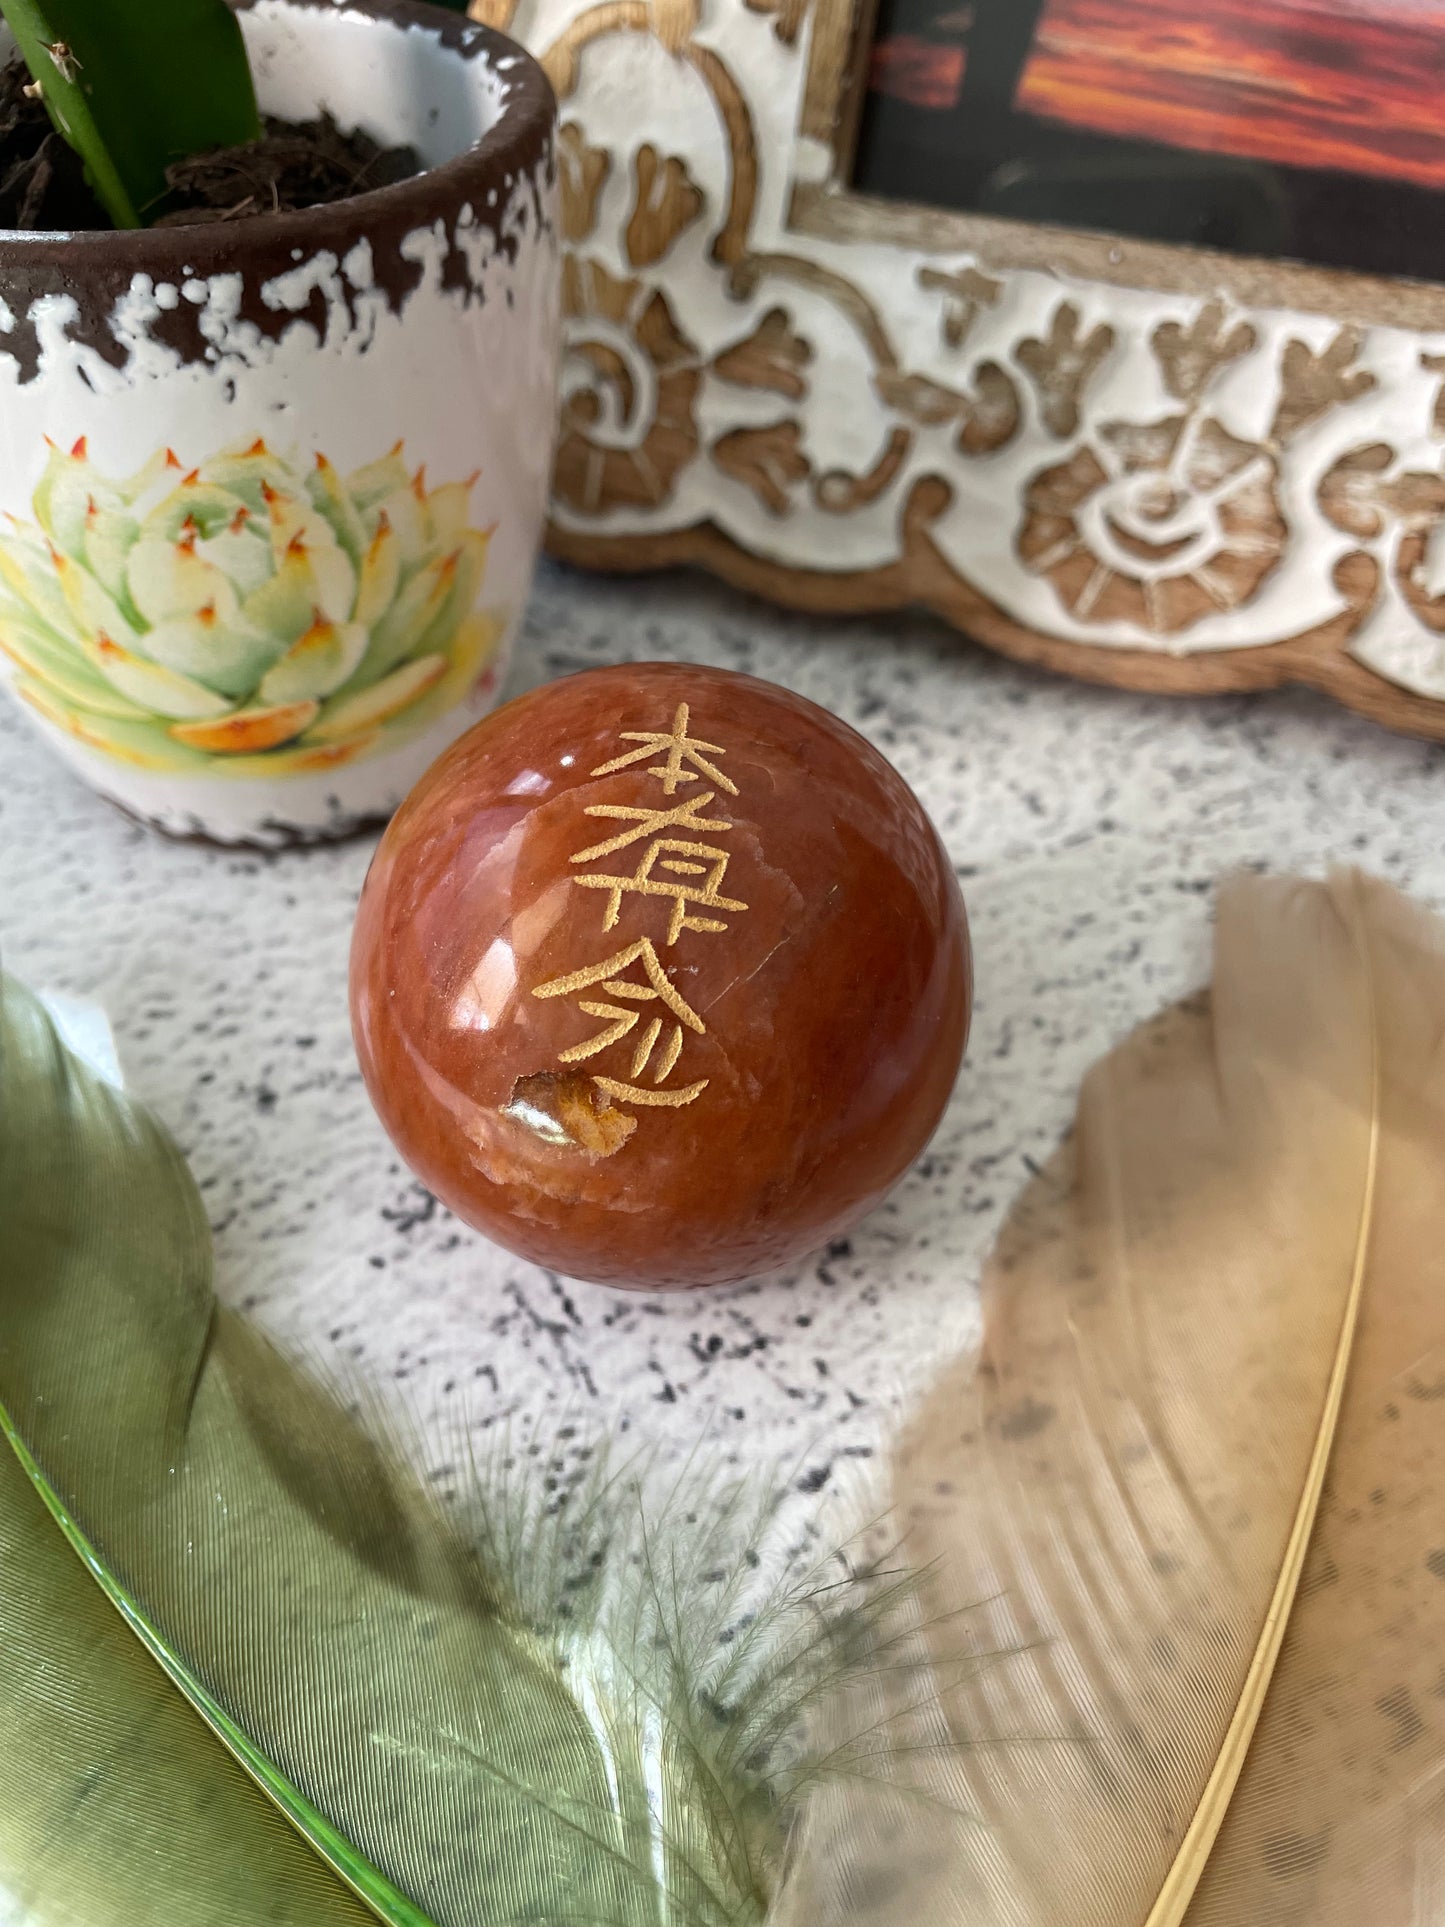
[0, 435, 502, 776]
[0, 0, 559, 846]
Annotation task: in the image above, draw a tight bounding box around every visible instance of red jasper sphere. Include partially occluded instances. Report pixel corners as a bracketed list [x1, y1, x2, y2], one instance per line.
[350, 662, 970, 1288]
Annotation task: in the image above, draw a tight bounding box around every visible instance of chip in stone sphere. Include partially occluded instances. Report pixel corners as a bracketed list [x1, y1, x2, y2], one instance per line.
[350, 663, 971, 1288]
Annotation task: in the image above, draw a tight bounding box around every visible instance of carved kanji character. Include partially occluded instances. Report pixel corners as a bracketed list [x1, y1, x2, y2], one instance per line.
[589, 701, 738, 795]
[531, 938, 709, 1107]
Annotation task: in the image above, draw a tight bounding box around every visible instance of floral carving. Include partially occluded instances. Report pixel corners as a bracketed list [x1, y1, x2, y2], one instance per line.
[875, 368, 966, 427]
[1018, 415, 1286, 634]
[650, 0, 699, 53]
[1271, 330, 1376, 442]
[873, 362, 1019, 456]
[551, 124, 714, 518]
[1017, 303, 1116, 439]
[815, 428, 911, 514]
[1321, 444, 1445, 635]
[955, 362, 1021, 456]
[1152, 301, 1257, 404]
[554, 258, 703, 515]
[712, 421, 810, 514]
[551, 94, 816, 520]
[713, 307, 812, 399]
[1315, 439, 1445, 695]
[625, 145, 704, 269]
[527, 0, 1445, 732]
[1319, 443, 1395, 540]
[918, 265, 1003, 351]
[558, 122, 611, 245]
[1394, 496, 1445, 635]
[742, 0, 810, 44]
[870, 360, 1017, 456]
[1420, 351, 1445, 438]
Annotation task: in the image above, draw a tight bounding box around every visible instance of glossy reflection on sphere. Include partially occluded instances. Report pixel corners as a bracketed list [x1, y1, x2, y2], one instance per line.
[350, 663, 971, 1289]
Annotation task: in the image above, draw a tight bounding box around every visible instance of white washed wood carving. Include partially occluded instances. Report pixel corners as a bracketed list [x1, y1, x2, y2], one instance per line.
[485, 0, 1445, 736]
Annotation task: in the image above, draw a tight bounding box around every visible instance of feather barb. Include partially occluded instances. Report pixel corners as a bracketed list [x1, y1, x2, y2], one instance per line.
[1148, 884, 1382, 1925]
[886, 871, 1443, 1927]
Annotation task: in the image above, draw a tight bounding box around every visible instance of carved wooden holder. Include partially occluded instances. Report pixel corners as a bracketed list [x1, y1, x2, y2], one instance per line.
[483, 0, 1445, 742]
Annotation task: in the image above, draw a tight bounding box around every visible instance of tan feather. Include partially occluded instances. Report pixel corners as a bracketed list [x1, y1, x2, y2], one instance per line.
[876, 870, 1444, 1927]
[1183, 874, 1445, 1927]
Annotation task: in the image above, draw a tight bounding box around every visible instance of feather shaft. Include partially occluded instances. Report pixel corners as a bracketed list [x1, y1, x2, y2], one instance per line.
[879, 870, 1443, 1927]
[0, 1402, 433, 1927]
[1183, 876, 1445, 1926]
[1147, 951, 1380, 1927]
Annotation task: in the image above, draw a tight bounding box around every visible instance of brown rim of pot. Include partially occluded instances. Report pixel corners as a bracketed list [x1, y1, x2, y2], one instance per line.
[0, 0, 557, 264]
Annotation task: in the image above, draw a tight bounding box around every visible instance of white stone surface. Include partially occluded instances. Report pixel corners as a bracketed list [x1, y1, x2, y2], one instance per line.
[3, 562, 1443, 1502]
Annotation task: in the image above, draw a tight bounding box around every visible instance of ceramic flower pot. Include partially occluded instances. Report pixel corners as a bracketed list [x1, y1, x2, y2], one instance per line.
[0, 0, 557, 845]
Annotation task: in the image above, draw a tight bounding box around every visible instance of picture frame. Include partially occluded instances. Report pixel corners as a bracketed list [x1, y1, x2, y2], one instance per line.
[481, 0, 1445, 740]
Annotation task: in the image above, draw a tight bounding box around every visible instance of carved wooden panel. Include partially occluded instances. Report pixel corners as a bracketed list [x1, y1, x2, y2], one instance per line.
[479, 0, 1445, 739]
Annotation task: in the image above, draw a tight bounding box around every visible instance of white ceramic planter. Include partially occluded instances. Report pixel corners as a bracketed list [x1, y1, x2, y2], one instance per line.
[0, 0, 558, 845]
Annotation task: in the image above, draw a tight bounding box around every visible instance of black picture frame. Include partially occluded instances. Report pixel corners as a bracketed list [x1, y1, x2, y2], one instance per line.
[853, 0, 1445, 283]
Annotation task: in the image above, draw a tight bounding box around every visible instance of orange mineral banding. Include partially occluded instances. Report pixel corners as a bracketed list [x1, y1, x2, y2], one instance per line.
[350, 662, 972, 1289]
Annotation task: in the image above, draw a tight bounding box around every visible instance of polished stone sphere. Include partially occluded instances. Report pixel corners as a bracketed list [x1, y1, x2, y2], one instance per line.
[350, 662, 971, 1288]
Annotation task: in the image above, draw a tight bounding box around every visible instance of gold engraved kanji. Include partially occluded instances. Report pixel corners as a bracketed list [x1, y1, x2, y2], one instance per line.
[572, 809, 747, 943]
[569, 761, 748, 945]
[588, 701, 738, 796]
[531, 938, 709, 1107]
[526, 704, 752, 1117]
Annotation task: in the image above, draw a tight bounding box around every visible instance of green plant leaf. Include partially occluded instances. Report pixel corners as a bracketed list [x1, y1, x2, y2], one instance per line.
[0, 0, 261, 228]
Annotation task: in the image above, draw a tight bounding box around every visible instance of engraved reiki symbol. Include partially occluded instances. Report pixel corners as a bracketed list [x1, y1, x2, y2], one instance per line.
[589, 702, 738, 796]
[571, 795, 748, 944]
[532, 938, 708, 1108]
[527, 702, 750, 1120]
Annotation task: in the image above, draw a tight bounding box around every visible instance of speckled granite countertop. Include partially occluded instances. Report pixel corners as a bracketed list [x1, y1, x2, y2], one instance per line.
[4, 564, 1444, 1495]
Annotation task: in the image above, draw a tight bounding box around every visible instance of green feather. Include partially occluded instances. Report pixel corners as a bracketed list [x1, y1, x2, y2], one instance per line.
[0, 1387, 376, 1927]
[0, 974, 928, 1927]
